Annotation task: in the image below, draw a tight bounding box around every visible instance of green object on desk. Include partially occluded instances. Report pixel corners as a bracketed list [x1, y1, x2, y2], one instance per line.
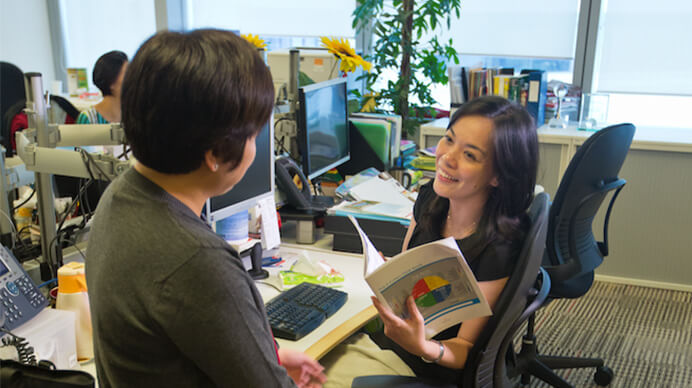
[410, 155, 436, 171]
[351, 121, 390, 165]
[279, 270, 345, 286]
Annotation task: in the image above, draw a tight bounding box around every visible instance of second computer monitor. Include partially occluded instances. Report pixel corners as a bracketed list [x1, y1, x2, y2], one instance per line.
[202, 120, 274, 223]
[297, 77, 350, 180]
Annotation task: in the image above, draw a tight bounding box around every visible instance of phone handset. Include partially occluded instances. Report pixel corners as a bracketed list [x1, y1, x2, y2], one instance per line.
[274, 157, 313, 210]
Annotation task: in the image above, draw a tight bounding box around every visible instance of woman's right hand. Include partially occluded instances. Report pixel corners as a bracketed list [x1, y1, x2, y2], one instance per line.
[371, 295, 427, 356]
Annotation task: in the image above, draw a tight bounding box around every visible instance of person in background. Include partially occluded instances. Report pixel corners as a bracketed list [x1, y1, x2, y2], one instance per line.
[85, 30, 326, 388]
[76, 50, 128, 125]
[77, 50, 128, 124]
[368, 96, 539, 383]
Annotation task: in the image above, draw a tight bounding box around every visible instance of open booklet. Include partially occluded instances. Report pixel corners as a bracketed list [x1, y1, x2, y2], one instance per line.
[349, 216, 492, 339]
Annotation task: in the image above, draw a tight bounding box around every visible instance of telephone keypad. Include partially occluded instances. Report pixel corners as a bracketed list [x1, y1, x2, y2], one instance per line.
[0, 245, 48, 330]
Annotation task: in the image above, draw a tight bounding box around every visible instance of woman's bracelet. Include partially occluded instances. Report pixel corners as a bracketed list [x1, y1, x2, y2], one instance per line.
[420, 340, 445, 364]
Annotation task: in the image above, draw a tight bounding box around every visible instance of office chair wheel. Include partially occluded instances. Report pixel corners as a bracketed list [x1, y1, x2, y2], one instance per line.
[594, 366, 613, 386]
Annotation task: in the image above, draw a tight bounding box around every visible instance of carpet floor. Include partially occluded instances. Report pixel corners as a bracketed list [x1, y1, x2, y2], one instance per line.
[517, 281, 692, 387]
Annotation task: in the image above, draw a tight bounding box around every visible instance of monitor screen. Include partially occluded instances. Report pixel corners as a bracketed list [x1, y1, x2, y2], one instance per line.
[298, 78, 350, 180]
[203, 120, 274, 223]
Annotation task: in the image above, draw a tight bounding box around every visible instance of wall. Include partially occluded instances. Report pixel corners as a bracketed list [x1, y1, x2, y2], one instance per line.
[0, 0, 56, 83]
[536, 126, 692, 291]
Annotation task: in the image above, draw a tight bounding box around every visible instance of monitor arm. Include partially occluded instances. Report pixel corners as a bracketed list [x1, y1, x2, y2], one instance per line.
[15, 125, 131, 181]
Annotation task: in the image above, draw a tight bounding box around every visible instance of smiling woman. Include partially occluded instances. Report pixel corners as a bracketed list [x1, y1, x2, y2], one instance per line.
[360, 96, 539, 383]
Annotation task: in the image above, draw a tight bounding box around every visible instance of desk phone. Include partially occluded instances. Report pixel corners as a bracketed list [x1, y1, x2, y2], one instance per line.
[0, 245, 48, 331]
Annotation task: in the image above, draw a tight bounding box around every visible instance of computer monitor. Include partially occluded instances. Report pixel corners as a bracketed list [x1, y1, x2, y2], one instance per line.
[202, 120, 274, 223]
[297, 77, 350, 181]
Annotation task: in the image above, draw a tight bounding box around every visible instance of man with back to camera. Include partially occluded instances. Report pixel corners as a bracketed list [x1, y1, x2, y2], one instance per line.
[85, 29, 326, 387]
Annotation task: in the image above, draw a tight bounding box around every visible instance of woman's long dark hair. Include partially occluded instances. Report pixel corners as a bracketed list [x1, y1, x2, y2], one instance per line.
[423, 96, 539, 245]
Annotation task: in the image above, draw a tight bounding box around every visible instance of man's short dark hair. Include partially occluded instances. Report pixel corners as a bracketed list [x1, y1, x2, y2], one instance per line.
[93, 50, 128, 96]
[121, 29, 274, 174]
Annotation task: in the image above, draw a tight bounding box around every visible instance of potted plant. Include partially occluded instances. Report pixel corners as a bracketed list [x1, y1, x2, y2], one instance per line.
[352, 0, 461, 137]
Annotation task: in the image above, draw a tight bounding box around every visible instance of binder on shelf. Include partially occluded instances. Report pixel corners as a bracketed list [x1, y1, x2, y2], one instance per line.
[338, 121, 386, 176]
[350, 112, 402, 167]
[348, 119, 391, 168]
[521, 69, 548, 126]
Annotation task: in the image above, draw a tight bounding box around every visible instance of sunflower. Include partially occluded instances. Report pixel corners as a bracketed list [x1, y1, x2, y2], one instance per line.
[360, 92, 379, 113]
[320, 37, 371, 73]
[241, 34, 267, 49]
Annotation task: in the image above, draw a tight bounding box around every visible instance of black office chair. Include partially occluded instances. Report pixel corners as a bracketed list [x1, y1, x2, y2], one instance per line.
[352, 192, 551, 388]
[49, 95, 81, 124]
[514, 123, 636, 387]
[1, 61, 26, 155]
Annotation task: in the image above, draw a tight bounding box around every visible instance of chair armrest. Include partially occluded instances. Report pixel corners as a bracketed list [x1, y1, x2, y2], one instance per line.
[518, 267, 551, 325]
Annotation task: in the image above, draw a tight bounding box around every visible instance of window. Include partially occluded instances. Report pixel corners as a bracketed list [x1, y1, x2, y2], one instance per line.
[594, 0, 692, 128]
[419, 0, 582, 109]
[60, 0, 156, 92]
[188, 0, 355, 51]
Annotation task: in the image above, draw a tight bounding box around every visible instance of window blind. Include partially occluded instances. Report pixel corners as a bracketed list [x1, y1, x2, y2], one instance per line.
[189, 0, 355, 38]
[595, 0, 692, 95]
[61, 0, 156, 89]
[428, 0, 580, 59]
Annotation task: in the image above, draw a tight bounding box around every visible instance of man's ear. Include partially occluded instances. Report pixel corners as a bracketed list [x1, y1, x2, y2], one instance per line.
[203, 150, 218, 172]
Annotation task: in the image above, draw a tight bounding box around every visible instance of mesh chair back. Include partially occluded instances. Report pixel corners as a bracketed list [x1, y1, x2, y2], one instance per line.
[462, 192, 549, 388]
[545, 123, 635, 295]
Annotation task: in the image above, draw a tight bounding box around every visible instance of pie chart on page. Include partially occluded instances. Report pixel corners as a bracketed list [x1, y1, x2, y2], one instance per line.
[412, 275, 452, 308]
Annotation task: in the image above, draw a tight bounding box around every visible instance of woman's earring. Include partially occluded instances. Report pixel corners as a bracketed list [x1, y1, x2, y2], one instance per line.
[214, 163, 219, 171]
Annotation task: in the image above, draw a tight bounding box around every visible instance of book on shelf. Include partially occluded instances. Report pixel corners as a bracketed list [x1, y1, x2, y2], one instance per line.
[418, 145, 436, 157]
[349, 216, 491, 338]
[410, 155, 436, 171]
[448, 67, 546, 124]
[521, 69, 548, 126]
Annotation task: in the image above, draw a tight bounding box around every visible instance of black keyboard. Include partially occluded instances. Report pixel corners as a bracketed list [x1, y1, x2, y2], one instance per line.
[266, 282, 348, 341]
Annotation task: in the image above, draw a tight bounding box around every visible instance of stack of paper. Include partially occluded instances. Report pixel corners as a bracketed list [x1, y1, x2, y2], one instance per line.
[329, 200, 412, 224]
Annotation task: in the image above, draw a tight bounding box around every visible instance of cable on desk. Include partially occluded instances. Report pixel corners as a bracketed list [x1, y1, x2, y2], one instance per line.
[1, 328, 37, 366]
[37, 278, 57, 289]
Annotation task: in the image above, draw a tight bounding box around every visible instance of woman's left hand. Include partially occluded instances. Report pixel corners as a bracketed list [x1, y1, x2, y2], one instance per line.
[371, 295, 427, 356]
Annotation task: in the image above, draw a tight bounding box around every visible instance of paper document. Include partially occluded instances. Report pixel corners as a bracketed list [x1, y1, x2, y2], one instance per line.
[349, 216, 491, 338]
[329, 200, 412, 222]
[258, 197, 281, 250]
[348, 173, 415, 206]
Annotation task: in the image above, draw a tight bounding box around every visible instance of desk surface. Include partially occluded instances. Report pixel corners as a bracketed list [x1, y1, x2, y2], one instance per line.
[254, 243, 376, 360]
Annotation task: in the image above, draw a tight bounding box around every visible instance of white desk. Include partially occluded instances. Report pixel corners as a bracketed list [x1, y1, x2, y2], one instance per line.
[252, 243, 376, 360]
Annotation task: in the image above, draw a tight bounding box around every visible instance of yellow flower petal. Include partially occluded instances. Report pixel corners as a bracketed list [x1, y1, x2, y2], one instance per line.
[320, 36, 371, 73]
[241, 33, 267, 49]
[360, 92, 379, 113]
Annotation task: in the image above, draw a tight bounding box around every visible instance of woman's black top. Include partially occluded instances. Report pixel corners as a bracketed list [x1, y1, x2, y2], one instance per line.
[370, 180, 523, 384]
[408, 181, 520, 282]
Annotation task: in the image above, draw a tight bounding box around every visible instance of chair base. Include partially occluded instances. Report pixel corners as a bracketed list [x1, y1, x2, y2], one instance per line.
[514, 315, 613, 387]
